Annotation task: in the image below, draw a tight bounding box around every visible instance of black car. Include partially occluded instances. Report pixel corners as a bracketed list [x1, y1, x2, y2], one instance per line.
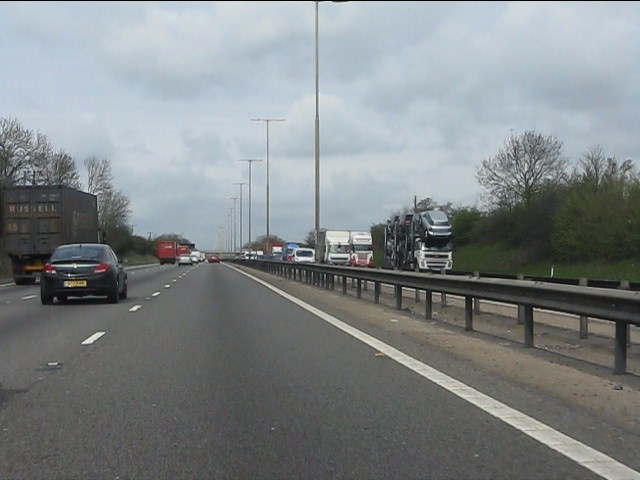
[40, 243, 128, 305]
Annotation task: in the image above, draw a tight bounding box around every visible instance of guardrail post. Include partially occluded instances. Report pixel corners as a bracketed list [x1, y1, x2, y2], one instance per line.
[356, 279, 362, 298]
[579, 277, 589, 339]
[330, 274, 335, 290]
[473, 272, 481, 314]
[440, 270, 447, 306]
[415, 288, 420, 303]
[425, 290, 433, 320]
[620, 280, 631, 346]
[615, 320, 628, 375]
[524, 305, 534, 347]
[465, 296, 473, 331]
[342, 276, 347, 295]
[517, 273, 525, 324]
[374, 281, 381, 304]
[395, 285, 403, 310]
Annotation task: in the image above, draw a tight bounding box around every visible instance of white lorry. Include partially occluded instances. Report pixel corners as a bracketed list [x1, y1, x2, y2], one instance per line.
[317, 229, 351, 265]
[348, 231, 374, 267]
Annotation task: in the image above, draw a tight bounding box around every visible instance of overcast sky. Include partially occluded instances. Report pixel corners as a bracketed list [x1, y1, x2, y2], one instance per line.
[1, 1, 638, 251]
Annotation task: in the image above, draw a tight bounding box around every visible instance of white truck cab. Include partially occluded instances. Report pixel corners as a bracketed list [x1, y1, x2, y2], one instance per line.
[349, 231, 374, 267]
[317, 229, 351, 265]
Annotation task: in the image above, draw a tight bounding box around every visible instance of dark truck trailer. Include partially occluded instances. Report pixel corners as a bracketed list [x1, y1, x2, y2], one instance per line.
[1, 186, 100, 285]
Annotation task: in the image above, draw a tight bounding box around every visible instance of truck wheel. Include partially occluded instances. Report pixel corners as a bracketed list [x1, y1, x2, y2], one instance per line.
[414, 261, 420, 273]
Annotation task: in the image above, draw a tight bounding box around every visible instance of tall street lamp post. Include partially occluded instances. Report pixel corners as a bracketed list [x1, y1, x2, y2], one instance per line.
[251, 117, 285, 257]
[229, 196, 238, 253]
[232, 182, 246, 251]
[314, 1, 347, 259]
[238, 159, 262, 253]
[227, 210, 232, 253]
[314, 0, 320, 260]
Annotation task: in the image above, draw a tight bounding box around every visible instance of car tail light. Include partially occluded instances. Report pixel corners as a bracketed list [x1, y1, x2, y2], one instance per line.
[94, 263, 110, 274]
[43, 263, 56, 274]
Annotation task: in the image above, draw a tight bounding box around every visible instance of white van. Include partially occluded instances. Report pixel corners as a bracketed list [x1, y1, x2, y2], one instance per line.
[290, 247, 315, 263]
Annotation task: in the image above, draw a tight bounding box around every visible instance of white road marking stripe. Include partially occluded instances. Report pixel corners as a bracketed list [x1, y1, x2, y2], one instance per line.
[21, 295, 37, 300]
[233, 266, 640, 480]
[81, 331, 106, 345]
[164, 284, 171, 288]
[152, 291, 161, 297]
[129, 305, 142, 312]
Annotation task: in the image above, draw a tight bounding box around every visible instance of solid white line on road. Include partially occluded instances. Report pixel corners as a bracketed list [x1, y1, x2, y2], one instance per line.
[152, 291, 161, 297]
[232, 265, 640, 480]
[129, 305, 142, 312]
[81, 331, 106, 346]
[21, 294, 37, 300]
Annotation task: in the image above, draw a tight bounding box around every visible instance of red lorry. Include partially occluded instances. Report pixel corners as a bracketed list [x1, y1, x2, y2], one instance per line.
[156, 241, 177, 264]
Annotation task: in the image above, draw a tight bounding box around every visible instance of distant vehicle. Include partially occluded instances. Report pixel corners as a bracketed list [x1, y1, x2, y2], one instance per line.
[282, 242, 299, 262]
[1, 185, 101, 285]
[208, 254, 220, 263]
[40, 243, 128, 305]
[271, 243, 283, 259]
[190, 252, 200, 264]
[290, 247, 315, 263]
[156, 240, 177, 265]
[178, 252, 193, 266]
[349, 231, 374, 268]
[317, 229, 351, 265]
[384, 209, 453, 272]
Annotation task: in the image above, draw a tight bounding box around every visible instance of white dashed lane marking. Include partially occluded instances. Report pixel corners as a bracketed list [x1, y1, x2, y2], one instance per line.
[81, 331, 106, 346]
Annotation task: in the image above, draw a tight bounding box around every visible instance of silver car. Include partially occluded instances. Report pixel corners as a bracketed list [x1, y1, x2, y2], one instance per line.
[178, 253, 193, 266]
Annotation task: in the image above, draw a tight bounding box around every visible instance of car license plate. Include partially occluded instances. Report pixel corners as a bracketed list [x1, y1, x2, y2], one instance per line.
[64, 280, 87, 288]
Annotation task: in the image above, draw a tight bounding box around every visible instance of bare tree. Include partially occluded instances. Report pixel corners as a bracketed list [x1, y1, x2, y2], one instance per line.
[36, 149, 81, 188]
[575, 145, 637, 189]
[83, 156, 132, 233]
[0, 117, 32, 188]
[576, 145, 607, 188]
[26, 132, 53, 185]
[98, 189, 131, 230]
[84, 156, 113, 197]
[476, 130, 567, 209]
[303, 229, 316, 248]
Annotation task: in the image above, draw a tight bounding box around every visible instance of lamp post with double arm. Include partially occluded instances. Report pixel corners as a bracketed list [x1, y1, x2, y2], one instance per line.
[238, 159, 262, 253]
[232, 182, 246, 251]
[250, 117, 285, 256]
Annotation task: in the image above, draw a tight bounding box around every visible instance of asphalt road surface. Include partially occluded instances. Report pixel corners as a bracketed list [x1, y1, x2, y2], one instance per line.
[0, 262, 638, 479]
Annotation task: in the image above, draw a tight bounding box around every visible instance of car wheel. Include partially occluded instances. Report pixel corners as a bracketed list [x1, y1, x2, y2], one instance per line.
[119, 278, 128, 300]
[108, 279, 120, 304]
[40, 288, 53, 305]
